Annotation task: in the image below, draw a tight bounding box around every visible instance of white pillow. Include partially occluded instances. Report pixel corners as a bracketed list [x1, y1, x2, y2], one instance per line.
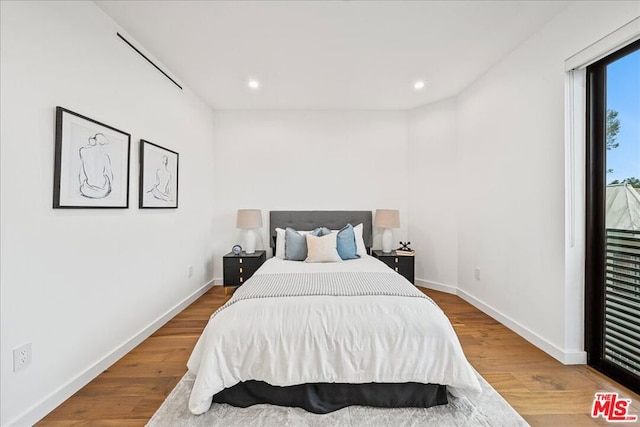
[305, 233, 342, 263]
[275, 228, 286, 259]
[353, 223, 367, 256]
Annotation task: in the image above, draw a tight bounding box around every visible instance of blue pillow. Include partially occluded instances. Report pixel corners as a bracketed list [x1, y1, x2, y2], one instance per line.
[285, 227, 324, 261]
[336, 224, 359, 260]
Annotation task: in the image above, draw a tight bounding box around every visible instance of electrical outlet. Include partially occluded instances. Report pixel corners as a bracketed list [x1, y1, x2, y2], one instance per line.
[187, 266, 193, 278]
[474, 268, 481, 280]
[13, 342, 32, 372]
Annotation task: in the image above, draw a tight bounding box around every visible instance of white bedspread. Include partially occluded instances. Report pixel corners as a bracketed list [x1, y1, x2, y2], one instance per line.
[187, 255, 481, 415]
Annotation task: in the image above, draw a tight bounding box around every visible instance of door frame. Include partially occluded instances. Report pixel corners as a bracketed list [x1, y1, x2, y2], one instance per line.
[585, 38, 640, 394]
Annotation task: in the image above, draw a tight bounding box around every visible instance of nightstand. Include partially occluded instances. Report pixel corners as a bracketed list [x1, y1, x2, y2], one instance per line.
[372, 250, 415, 284]
[223, 250, 266, 295]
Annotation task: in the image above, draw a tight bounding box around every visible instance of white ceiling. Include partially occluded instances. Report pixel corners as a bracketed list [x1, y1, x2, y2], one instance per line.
[95, 1, 569, 110]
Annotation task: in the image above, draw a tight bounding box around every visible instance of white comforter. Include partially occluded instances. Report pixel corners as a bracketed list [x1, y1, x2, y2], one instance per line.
[187, 255, 481, 415]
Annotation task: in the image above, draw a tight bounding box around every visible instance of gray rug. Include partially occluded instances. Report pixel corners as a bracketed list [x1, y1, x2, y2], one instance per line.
[147, 372, 529, 427]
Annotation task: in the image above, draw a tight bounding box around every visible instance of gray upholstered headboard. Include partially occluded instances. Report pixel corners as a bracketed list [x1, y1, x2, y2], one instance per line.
[270, 210, 373, 254]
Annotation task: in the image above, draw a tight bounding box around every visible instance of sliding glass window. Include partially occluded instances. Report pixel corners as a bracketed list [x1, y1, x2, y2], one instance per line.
[585, 38, 640, 394]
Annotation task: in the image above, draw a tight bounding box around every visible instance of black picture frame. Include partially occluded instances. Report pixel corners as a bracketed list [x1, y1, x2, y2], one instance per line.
[139, 139, 179, 209]
[53, 107, 131, 208]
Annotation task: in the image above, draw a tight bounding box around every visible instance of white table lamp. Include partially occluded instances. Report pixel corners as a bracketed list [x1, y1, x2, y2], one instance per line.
[375, 209, 400, 253]
[236, 209, 262, 254]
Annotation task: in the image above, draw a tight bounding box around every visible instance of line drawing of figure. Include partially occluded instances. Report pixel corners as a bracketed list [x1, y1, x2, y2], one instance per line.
[147, 155, 173, 202]
[78, 133, 113, 199]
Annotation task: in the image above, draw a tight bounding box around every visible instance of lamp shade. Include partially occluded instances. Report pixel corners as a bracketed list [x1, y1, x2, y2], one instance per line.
[236, 209, 263, 229]
[374, 209, 400, 228]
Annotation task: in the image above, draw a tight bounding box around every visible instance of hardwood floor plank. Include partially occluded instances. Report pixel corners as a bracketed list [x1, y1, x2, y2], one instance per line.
[512, 368, 598, 392]
[480, 372, 529, 392]
[526, 414, 600, 427]
[74, 377, 175, 398]
[42, 396, 141, 420]
[503, 390, 600, 415]
[37, 286, 640, 426]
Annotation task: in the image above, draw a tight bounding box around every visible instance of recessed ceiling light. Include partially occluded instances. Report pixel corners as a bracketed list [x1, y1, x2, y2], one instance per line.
[248, 79, 260, 89]
[414, 80, 426, 90]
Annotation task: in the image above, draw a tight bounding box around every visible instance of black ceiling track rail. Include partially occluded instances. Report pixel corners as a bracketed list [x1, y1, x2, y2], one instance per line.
[117, 32, 183, 90]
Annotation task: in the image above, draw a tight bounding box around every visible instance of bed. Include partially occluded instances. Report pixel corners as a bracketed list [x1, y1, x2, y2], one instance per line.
[186, 210, 481, 415]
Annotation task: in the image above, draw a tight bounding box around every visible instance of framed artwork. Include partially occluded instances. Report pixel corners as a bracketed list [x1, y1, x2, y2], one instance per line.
[139, 139, 179, 209]
[53, 107, 131, 208]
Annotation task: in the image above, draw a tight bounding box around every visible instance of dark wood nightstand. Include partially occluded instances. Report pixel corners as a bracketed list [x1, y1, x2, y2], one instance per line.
[223, 250, 266, 295]
[372, 250, 415, 284]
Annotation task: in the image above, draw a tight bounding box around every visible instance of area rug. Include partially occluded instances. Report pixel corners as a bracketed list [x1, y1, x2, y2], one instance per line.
[147, 372, 529, 427]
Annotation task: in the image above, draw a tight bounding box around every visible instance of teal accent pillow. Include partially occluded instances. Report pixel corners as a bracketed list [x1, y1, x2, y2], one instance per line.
[285, 227, 325, 261]
[336, 224, 359, 260]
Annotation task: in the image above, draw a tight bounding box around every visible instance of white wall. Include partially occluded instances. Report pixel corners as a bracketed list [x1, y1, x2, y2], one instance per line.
[454, 1, 639, 363]
[0, 2, 216, 425]
[211, 110, 409, 276]
[408, 99, 458, 293]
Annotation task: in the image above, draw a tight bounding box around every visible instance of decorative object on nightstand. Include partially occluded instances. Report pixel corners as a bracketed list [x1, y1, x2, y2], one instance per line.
[396, 241, 415, 256]
[223, 250, 266, 295]
[374, 209, 400, 253]
[232, 245, 242, 255]
[372, 249, 415, 284]
[236, 209, 262, 254]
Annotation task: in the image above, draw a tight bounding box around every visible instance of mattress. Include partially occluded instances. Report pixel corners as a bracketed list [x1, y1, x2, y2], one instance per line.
[187, 255, 481, 415]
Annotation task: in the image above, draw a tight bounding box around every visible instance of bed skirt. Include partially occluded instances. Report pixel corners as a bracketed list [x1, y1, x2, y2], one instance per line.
[213, 381, 448, 414]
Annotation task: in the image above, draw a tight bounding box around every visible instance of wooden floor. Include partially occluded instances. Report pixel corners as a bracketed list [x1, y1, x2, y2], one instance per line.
[38, 286, 640, 426]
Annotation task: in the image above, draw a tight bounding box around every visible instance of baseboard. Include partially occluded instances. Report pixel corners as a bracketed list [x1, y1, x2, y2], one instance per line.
[562, 349, 588, 365]
[415, 278, 457, 294]
[457, 288, 586, 365]
[6, 280, 215, 427]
